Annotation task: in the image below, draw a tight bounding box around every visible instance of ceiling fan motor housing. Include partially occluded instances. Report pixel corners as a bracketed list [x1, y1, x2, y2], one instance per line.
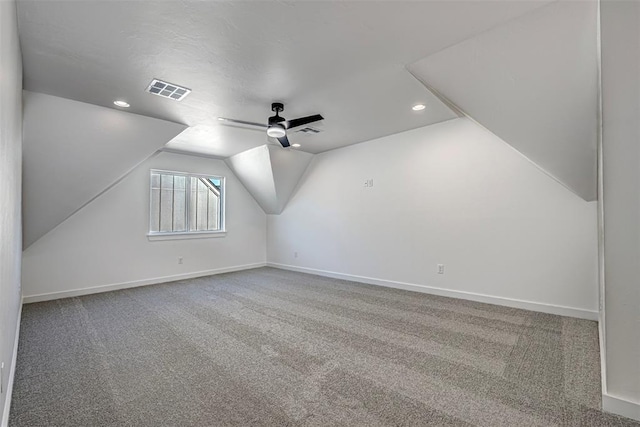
[267, 100, 286, 138]
[269, 102, 286, 126]
[271, 102, 284, 113]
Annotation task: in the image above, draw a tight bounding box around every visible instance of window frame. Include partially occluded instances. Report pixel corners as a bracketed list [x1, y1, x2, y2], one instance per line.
[147, 169, 226, 240]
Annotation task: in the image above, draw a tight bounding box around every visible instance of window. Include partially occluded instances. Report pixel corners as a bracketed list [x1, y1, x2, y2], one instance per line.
[149, 170, 224, 236]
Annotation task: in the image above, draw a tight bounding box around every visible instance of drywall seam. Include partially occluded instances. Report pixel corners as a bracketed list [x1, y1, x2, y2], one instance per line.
[1, 300, 22, 427]
[602, 394, 640, 422]
[267, 263, 599, 321]
[407, 67, 586, 202]
[22, 263, 266, 303]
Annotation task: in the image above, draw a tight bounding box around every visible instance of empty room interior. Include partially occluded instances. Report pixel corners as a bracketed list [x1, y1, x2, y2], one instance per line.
[1, 0, 639, 425]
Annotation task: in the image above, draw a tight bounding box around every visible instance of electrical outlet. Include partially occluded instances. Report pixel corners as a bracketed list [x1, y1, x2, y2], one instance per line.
[364, 178, 374, 188]
[294, 252, 298, 259]
[178, 256, 183, 264]
[437, 264, 445, 274]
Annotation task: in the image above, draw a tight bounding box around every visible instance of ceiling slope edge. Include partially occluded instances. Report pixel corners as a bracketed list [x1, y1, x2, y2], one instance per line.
[407, 0, 598, 202]
[267, 145, 314, 214]
[408, 69, 591, 202]
[225, 145, 278, 214]
[22, 91, 188, 248]
[225, 145, 314, 215]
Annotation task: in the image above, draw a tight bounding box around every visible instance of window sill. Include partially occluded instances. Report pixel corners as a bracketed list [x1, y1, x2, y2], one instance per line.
[147, 231, 227, 241]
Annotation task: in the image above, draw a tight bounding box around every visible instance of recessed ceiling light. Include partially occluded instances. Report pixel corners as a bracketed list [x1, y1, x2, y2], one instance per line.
[291, 143, 301, 148]
[412, 104, 426, 111]
[114, 100, 130, 108]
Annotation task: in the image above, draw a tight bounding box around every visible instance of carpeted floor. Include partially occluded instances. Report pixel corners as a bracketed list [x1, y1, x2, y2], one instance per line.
[9, 267, 639, 426]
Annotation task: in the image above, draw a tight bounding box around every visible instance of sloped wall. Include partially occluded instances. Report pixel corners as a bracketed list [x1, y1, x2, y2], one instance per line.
[22, 91, 187, 248]
[268, 118, 598, 318]
[22, 151, 266, 300]
[226, 144, 313, 214]
[0, 0, 23, 423]
[409, 0, 598, 201]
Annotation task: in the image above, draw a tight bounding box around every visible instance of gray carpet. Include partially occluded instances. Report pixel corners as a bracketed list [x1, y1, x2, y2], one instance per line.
[9, 267, 639, 426]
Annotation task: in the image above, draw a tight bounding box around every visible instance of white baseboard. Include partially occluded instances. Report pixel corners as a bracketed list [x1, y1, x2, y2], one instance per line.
[598, 309, 608, 403]
[22, 263, 267, 304]
[1, 300, 22, 427]
[603, 393, 640, 422]
[267, 263, 598, 321]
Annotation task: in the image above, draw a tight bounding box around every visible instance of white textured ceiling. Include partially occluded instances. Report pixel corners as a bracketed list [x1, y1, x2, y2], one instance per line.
[409, 0, 598, 201]
[16, 0, 553, 157]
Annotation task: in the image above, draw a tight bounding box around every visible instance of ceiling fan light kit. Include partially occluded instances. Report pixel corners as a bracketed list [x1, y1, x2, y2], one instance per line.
[266, 125, 286, 138]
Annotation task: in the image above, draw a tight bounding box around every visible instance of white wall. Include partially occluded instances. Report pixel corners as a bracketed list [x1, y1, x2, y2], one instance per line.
[268, 118, 598, 318]
[22, 151, 266, 300]
[600, 0, 640, 418]
[0, 0, 23, 423]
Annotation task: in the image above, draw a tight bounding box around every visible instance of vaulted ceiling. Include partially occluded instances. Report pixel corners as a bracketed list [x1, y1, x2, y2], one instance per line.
[17, 0, 599, 246]
[17, 0, 552, 157]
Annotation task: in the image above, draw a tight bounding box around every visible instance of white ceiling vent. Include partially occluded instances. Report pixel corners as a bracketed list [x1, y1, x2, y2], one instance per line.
[295, 127, 322, 135]
[146, 78, 191, 101]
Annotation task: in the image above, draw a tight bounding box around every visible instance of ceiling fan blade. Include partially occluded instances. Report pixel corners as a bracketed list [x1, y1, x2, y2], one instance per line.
[277, 135, 291, 148]
[218, 117, 267, 128]
[284, 114, 324, 129]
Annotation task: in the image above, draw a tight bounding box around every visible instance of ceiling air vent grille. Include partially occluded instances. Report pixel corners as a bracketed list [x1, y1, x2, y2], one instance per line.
[295, 127, 321, 135]
[146, 78, 191, 101]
